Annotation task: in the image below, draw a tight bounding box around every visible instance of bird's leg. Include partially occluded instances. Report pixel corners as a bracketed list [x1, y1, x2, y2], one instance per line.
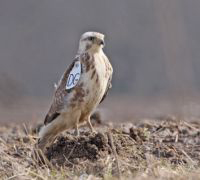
[87, 117, 96, 133]
[74, 112, 81, 136]
[74, 123, 80, 136]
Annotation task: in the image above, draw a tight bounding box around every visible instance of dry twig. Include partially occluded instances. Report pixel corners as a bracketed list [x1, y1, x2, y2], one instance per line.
[108, 131, 121, 179]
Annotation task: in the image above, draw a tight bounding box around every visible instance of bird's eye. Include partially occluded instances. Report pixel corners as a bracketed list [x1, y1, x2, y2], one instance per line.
[88, 37, 94, 41]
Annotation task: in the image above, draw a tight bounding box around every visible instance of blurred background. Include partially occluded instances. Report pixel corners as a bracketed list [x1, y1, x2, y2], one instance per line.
[0, 0, 200, 124]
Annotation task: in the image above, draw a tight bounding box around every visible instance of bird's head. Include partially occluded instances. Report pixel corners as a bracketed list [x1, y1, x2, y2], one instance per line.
[78, 32, 105, 54]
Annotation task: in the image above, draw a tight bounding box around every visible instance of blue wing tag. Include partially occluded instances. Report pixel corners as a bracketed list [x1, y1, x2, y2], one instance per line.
[66, 61, 81, 90]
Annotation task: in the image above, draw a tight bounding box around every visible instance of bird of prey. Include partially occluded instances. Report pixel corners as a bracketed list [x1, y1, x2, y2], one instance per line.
[38, 32, 113, 151]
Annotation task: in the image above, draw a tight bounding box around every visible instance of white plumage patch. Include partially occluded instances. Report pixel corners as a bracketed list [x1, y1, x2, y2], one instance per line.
[66, 61, 81, 90]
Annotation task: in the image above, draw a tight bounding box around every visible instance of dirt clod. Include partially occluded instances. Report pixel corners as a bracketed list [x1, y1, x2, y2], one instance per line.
[46, 132, 110, 165]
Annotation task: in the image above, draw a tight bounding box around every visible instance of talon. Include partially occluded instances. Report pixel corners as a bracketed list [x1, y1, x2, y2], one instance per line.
[91, 130, 97, 135]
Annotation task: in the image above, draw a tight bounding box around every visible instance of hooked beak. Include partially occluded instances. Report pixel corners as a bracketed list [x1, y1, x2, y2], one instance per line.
[99, 39, 105, 46]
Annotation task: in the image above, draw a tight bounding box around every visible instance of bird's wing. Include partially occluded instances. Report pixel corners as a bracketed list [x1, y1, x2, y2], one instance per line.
[44, 57, 81, 125]
[99, 74, 112, 104]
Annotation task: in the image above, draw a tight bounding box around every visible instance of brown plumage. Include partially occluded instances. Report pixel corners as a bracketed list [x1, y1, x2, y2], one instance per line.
[37, 32, 113, 151]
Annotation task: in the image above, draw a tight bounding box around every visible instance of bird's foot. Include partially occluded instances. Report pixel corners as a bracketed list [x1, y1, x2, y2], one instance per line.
[74, 128, 80, 136]
[90, 128, 97, 135]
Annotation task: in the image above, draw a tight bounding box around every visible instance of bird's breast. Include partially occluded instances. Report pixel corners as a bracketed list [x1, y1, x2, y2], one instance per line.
[79, 53, 110, 108]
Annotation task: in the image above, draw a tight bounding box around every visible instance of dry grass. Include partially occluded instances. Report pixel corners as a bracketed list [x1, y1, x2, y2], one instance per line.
[0, 117, 200, 180]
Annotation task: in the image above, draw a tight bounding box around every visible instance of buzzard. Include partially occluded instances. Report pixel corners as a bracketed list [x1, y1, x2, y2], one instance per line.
[38, 32, 113, 151]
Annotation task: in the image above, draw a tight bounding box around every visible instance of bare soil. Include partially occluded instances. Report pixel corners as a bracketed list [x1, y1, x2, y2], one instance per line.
[0, 116, 200, 179]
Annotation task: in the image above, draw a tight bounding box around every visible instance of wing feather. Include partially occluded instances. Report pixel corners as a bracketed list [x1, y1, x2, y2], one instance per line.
[44, 112, 60, 125]
[44, 57, 80, 125]
[99, 74, 112, 104]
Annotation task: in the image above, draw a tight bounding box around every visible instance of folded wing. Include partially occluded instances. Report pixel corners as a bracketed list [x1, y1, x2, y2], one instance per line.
[99, 74, 112, 104]
[44, 57, 81, 125]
